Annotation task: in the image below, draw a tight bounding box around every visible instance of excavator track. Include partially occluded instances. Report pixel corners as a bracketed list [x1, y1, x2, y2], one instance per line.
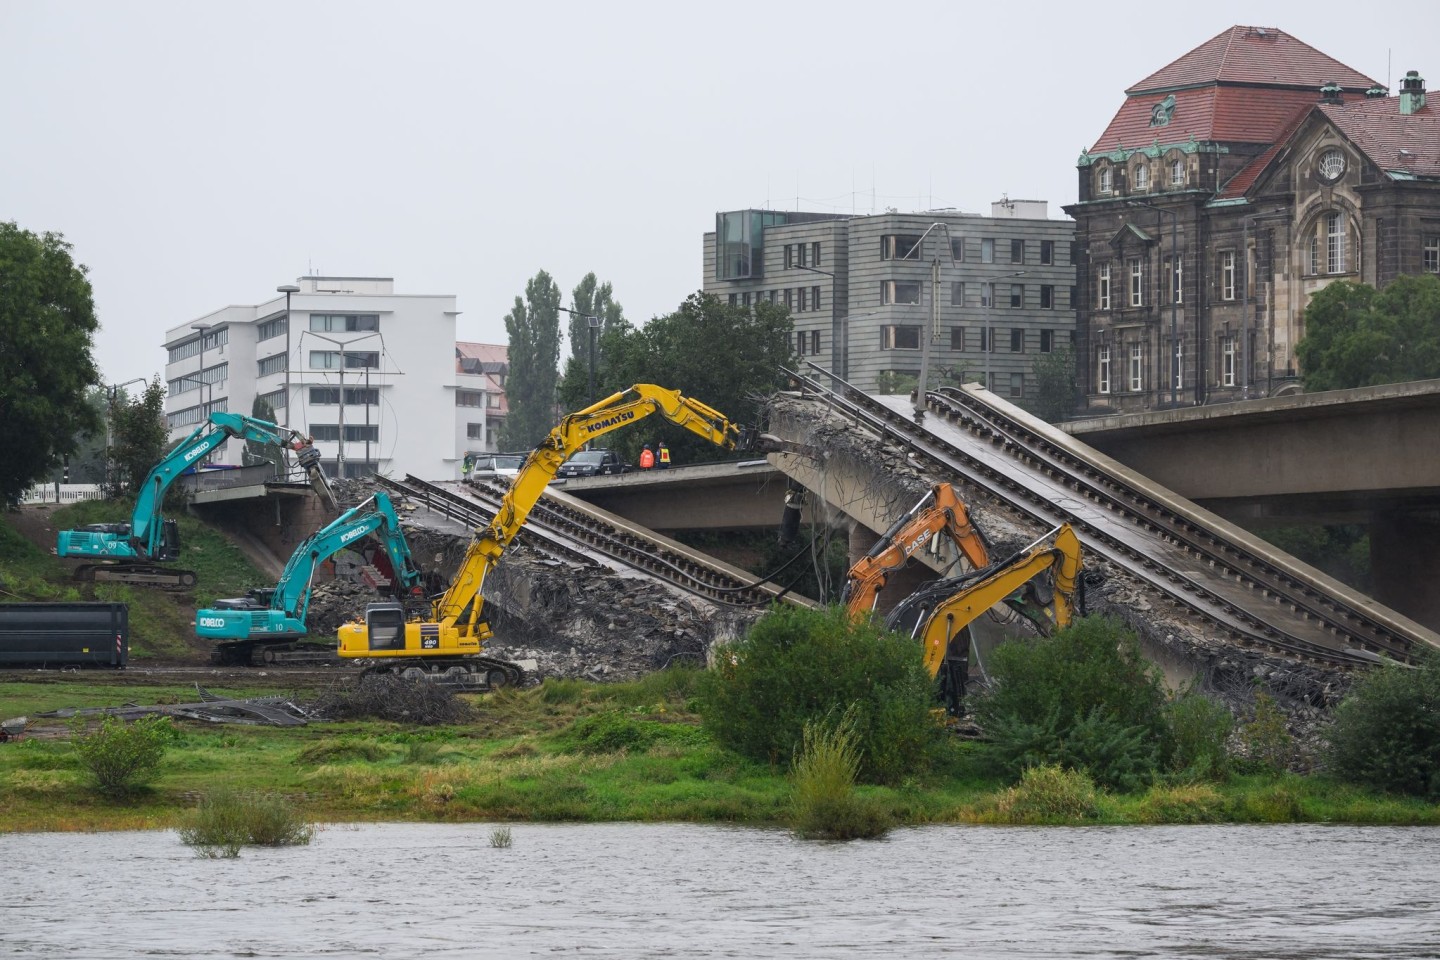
[360, 656, 525, 690]
[74, 563, 198, 589]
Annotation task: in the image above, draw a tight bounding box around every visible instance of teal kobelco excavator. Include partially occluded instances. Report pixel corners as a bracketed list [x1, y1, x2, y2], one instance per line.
[56, 412, 337, 588]
[198, 491, 425, 665]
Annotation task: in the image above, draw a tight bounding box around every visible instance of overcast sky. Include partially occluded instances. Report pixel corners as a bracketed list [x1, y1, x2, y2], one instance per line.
[3, 0, 1434, 383]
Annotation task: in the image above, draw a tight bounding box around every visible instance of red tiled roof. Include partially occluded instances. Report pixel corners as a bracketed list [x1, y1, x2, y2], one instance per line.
[456, 341, 507, 364]
[1322, 98, 1440, 179]
[1091, 87, 1320, 153]
[1128, 26, 1376, 94]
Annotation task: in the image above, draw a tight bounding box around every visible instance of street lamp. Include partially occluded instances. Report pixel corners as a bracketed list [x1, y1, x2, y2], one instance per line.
[558, 306, 602, 406]
[982, 270, 1027, 394]
[1127, 200, 1179, 407]
[277, 284, 300, 417]
[305, 330, 381, 479]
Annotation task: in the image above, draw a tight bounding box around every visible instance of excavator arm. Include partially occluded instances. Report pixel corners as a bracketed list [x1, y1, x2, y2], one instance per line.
[883, 523, 1083, 712]
[842, 483, 991, 619]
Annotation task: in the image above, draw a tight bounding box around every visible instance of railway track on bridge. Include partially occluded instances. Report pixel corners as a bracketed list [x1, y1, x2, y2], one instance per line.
[377, 474, 789, 609]
[779, 366, 1435, 670]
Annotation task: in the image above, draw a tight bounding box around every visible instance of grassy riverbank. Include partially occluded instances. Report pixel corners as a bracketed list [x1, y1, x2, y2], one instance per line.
[4, 670, 1438, 834]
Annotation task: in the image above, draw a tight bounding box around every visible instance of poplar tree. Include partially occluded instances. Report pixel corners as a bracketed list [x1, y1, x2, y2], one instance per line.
[499, 270, 562, 450]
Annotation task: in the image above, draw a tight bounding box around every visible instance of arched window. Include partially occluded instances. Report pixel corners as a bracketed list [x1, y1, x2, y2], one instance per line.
[1326, 212, 1346, 274]
[1170, 158, 1185, 186]
[1097, 166, 1112, 194]
[1307, 211, 1351, 275]
[1134, 164, 1149, 190]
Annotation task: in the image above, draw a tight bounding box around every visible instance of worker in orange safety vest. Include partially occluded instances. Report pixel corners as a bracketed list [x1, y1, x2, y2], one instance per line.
[639, 445, 655, 470]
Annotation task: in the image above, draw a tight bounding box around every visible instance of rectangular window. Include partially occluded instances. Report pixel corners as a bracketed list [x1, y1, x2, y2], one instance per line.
[810, 330, 820, 354]
[950, 237, 965, 262]
[811, 242, 821, 266]
[1010, 328, 1023, 352]
[167, 337, 201, 365]
[257, 354, 287, 377]
[310, 387, 340, 405]
[1222, 337, 1236, 386]
[1040, 285, 1054, 309]
[979, 327, 992, 352]
[784, 244, 794, 269]
[257, 316, 287, 342]
[455, 390, 485, 407]
[1424, 237, 1439, 273]
[981, 282, 995, 308]
[1129, 344, 1143, 392]
[1167, 256, 1184, 304]
[1008, 284, 1021, 308]
[1009, 373, 1024, 398]
[466, 423, 485, 440]
[784, 288, 794, 310]
[1010, 239, 1024, 264]
[310, 424, 380, 443]
[1040, 240, 1054, 265]
[1173, 341, 1184, 391]
[812, 286, 821, 311]
[951, 281, 965, 306]
[1098, 347, 1111, 394]
[1098, 264, 1111, 311]
[309, 314, 379, 333]
[741, 292, 751, 308]
[981, 238, 995, 263]
[1129, 258, 1144, 307]
[727, 293, 737, 307]
[309, 350, 378, 369]
[797, 242, 808, 268]
[1221, 251, 1236, 300]
[1327, 213, 1347, 274]
[881, 280, 922, 305]
[881, 235, 922, 260]
[799, 287, 809, 311]
[768, 290, 777, 304]
[950, 327, 965, 350]
[1040, 330, 1054, 353]
[257, 389, 286, 411]
[881, 325, 922, 349]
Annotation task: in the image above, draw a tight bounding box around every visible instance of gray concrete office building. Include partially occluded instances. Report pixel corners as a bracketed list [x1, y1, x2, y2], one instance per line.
[702, 202, 1077, 400]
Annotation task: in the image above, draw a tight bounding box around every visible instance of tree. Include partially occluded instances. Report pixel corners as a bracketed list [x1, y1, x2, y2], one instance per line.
[1325, 650, 1440, 798]
[559, 273, 632, 411]
[0, 221, 101, 504]
[244, 396, 284, 476]
[589, 293, 793, 464]
[499, 270, 563, 450]
[1030, 345, 1081, 423]
[53, 386, 111, 485]
[108, 378, 167, 497]
[1296, 274, 1440, 391]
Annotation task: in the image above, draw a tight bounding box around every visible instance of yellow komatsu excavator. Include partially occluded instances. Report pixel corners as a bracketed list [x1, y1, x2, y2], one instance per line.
[884, 523, 1084, 713]
[337, 385, 750, 686]
[841, 482, 992, 620]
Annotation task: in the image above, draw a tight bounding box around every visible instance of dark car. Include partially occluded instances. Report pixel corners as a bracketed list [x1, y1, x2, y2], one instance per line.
[556, 449, 631, 478]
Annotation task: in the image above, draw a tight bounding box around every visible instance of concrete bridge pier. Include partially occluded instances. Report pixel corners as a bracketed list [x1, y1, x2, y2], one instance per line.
[1370, 508, 1440, 634]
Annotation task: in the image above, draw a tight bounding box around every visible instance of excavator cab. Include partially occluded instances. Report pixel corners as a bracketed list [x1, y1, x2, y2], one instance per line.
[363, 602, 407, 652]
[157, 518, 182, 562]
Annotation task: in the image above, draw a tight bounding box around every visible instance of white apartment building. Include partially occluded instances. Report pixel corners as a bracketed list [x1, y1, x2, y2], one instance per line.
[162, 276, 507, 480]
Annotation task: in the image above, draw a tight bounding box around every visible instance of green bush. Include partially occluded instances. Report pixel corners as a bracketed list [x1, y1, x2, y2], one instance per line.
[1236, 692, 1295, 776]
[789, 711, 890, 840]
[1166, 692, 1234, 781]
[968, 616, 1169, 790]
[696, 605, 944, 784]
[975, 764, 1101, 824]
[70, 715, 173, 797]
[1133, 783, 1227, 824]
[1325, 652, 1440, 798]
[179, 789, 314, 858]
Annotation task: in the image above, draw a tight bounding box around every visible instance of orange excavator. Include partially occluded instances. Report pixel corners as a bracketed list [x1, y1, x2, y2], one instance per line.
[841, 482, 991, 620]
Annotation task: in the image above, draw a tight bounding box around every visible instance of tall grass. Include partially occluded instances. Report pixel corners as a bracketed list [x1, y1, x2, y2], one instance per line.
[178, 789, 315, 858]
[789, 711, 890, 840]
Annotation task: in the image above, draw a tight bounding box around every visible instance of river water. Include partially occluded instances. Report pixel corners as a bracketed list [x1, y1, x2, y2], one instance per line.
[3, 822, 1438, 958]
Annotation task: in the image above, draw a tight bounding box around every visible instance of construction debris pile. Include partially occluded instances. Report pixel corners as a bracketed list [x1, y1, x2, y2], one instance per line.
[304, 675, 474, 724]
